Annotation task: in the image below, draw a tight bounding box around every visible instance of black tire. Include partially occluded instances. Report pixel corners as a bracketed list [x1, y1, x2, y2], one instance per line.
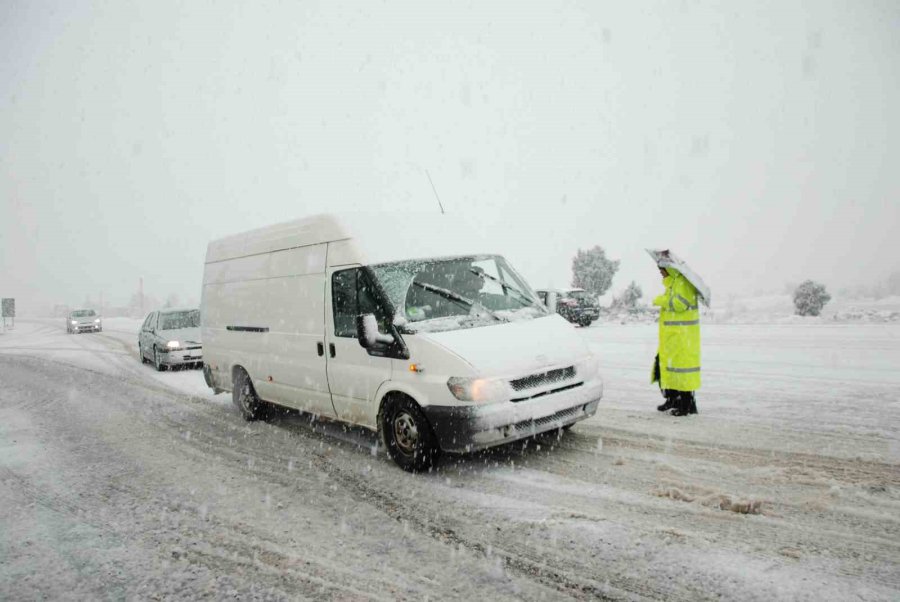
[138, 341, 147, 364]
[380, 396, 440, 473]
[153, 347, 166, 372]
[233, 368, 267, 421]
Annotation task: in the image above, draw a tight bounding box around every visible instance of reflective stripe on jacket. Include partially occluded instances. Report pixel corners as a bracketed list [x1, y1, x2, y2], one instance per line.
[650, 267, 701, 391]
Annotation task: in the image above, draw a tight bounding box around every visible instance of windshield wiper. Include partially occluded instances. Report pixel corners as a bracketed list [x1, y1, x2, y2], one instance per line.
[471, 269, 535, 308]
[411, 281, 503, 321]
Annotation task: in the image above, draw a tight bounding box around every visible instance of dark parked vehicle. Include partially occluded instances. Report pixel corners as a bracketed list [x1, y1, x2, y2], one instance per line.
[138, 308, 203, 371]
[536, 288, 600, 327]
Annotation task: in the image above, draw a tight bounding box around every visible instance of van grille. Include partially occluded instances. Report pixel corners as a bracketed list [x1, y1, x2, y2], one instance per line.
[512, 405, 583, 434]
[510, 382, 583, 403]
[510, 366, 576, 391]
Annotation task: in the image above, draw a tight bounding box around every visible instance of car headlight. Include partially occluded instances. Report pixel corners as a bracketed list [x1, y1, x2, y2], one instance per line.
[70, 320, 77, 325]
[166, 341, 181, 351]
[575, 355, 601, 381]
[94, 318, 101, 323]
[447, 377, 510, 403]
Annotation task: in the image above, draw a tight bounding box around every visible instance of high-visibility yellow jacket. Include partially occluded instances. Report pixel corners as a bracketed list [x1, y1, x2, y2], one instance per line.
[651, 267, 701, 391]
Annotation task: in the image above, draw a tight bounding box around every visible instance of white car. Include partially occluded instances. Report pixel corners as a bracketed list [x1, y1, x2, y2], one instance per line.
[138, 308, 203, 371]
[67, 309, 102, 333]
[201, 213, 603, 472]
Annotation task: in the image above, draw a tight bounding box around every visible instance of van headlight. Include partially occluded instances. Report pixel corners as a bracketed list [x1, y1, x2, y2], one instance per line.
[575, 356, 601, 381]
[94, 318, 101, 323]
[447, 377, 510, 403]
[166, 341, 182, 351]
[70, 320, 77, 325]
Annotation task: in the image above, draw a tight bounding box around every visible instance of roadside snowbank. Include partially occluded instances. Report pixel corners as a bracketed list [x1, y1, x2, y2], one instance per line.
[594, 294, 900, 325]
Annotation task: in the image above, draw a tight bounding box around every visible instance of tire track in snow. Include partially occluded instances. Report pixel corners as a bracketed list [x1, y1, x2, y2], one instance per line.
[1, 355, 555, 601]
[571, 424, 900, 487]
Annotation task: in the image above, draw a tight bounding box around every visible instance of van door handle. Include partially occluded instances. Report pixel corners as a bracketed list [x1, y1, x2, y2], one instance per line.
[329, 343, 336, 358]
[316, 342, 324, 356]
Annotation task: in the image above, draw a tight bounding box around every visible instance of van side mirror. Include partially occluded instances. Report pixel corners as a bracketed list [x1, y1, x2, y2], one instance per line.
[356, 314, 394, 349]
[546, 291, 558, 314]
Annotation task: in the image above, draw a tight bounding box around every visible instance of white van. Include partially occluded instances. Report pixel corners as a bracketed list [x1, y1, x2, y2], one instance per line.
[201, 213, 602, 471]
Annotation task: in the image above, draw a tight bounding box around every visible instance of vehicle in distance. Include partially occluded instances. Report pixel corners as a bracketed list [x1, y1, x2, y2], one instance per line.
[138, 308, 203, 371]
[201, 213, 603, 472]
[67, 309, 102, 333]
[536, 288, 600, 327]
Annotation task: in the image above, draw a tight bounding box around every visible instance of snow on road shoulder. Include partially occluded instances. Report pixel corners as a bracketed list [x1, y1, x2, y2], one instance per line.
[581, 322, 900, 463]
[102, 318, 226, 404]
[0, 318, 224, 407]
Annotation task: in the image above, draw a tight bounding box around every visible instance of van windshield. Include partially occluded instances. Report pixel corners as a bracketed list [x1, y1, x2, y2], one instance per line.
[371, 255, 548, 333]
[71, 310, 96, 318]
[567, 290, 595, 303]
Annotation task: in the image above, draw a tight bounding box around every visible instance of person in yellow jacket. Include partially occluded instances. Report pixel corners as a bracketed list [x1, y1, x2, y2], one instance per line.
[651, 265, 701, 416]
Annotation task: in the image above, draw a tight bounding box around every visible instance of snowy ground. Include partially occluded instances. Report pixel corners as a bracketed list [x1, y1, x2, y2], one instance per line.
[1, 318, 898, 600]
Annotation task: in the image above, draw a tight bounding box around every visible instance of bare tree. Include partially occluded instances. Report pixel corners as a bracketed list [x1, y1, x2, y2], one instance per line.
[613, 281, 643, 309]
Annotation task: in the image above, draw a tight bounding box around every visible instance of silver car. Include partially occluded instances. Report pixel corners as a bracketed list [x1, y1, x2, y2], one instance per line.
[67, 309, 102, 333]
[138, 308, 203, 371]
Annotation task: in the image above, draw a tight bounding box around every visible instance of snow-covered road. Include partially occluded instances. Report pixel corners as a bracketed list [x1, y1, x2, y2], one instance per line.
[1, 319, 898, 600]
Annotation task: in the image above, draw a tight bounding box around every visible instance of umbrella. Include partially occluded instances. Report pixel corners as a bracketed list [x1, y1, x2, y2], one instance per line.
[646, 249, 711, 307]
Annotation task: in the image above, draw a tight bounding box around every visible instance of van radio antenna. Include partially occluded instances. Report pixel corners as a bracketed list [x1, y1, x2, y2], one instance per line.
[425, 169, 446, 215]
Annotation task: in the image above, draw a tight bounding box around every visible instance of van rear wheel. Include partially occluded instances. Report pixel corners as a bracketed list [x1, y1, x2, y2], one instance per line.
[233, 369, 267, 421]
[381, 396, 440, 473]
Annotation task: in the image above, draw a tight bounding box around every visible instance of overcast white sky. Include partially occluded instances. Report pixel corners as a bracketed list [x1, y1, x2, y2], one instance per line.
[2, 0, 899, 312]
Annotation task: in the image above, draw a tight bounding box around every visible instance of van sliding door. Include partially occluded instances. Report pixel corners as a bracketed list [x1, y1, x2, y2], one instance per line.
[250, 244, 337, 418]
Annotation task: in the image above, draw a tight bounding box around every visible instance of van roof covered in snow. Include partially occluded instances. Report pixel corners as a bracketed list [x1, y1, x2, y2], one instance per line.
[205, 212, 494, 267]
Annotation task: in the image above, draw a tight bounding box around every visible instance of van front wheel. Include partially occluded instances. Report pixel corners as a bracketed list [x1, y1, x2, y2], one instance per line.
[233, 369, 267, 421]
[381, 396, 440, 473]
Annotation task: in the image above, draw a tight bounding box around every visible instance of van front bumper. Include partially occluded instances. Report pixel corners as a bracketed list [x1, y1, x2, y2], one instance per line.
[421, 379, 602, 453]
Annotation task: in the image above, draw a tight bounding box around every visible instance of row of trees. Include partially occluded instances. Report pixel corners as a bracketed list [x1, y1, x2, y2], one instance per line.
[570, 245, 833, 316]
[65, 292, 191, 318]
[835, 270, 900, 300]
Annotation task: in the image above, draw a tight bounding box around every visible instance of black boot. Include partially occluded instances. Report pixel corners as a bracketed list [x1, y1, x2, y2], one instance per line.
[657, 390, 676, 412]
[686, 393, 698, 415]
[671, 392, 697, 416]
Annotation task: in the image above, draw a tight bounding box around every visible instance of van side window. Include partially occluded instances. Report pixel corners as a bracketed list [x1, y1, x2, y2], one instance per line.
[332, 270, 357, 337]
[332, 269, 389, 338]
